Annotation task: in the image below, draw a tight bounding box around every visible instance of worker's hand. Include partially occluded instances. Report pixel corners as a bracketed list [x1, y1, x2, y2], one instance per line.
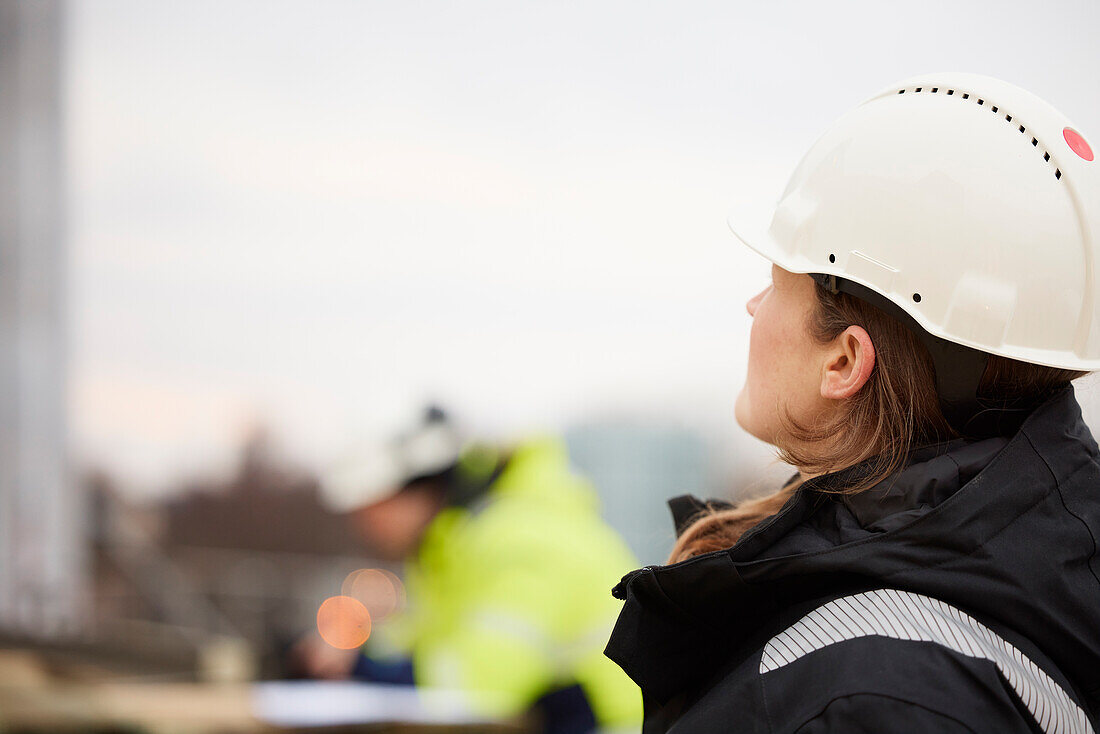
[289, 632, 358, 679]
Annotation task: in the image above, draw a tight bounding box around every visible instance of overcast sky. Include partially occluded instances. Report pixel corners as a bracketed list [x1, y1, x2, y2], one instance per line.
[66, 0, 1100, 494]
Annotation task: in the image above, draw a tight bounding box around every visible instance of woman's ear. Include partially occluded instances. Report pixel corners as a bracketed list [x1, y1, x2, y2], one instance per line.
[820, 325, 876, 400]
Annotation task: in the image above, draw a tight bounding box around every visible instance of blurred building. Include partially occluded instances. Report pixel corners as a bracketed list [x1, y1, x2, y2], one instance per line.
[566, 420, 711, 566]
[0, 0, 80, 635]
[90, 431, 378, 677]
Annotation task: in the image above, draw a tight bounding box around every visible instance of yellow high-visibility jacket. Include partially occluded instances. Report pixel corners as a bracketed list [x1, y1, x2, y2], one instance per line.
[387, 437, 641, 728]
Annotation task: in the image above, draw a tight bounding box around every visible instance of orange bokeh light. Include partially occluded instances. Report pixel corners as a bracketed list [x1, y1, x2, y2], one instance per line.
[341, 568, 407, 622]
[380, 569, 407, 611]
[316, 595, 372, 649]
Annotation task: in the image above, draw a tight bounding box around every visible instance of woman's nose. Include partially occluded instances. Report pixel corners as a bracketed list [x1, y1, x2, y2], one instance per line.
[746, 287, 767, 317]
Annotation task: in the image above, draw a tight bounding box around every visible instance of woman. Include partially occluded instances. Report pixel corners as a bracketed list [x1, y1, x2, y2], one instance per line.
[605, 73, 1100, 733]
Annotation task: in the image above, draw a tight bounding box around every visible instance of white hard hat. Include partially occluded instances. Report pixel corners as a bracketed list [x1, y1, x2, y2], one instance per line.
[729, 72, 1098, 372]
[319, 407, 462, 513]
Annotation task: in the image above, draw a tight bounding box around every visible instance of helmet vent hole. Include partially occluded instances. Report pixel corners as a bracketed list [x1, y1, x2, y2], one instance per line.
[912, 293, 922, 303]
[895, 85, 1063, 183]
[828, 254, 836, 264]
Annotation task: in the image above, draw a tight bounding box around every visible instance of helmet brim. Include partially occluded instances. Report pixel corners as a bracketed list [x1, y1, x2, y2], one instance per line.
[726, 207, 817, 278]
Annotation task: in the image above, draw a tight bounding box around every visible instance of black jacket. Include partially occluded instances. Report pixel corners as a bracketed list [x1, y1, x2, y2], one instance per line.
[605, 386, 1100, 733]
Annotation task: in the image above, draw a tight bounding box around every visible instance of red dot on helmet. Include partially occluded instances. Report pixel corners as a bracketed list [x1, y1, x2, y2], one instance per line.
[1064, 127, 1094, 162]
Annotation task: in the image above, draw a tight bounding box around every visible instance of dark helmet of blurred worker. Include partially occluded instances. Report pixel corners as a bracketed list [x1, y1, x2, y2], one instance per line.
[605, 73, 1100, 733]
[319, 406, 464, 559]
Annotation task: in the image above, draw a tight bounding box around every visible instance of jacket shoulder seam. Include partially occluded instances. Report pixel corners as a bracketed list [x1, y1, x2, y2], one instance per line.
[790, 692, 979, 734]
[1021, 431, 1100, 593]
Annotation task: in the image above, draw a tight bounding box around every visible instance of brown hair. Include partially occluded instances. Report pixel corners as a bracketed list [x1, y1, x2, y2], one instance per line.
[669, 280, 1086, 563]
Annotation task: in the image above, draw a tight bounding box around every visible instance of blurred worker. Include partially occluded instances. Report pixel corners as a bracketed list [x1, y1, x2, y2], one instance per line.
[303, 406, 641, 733]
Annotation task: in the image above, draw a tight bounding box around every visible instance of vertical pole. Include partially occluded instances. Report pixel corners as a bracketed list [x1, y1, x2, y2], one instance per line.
[0, 0, 80, 635]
